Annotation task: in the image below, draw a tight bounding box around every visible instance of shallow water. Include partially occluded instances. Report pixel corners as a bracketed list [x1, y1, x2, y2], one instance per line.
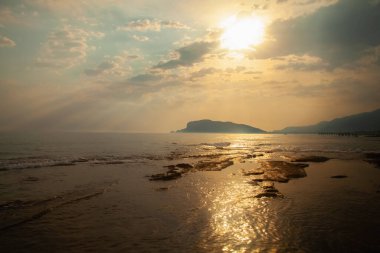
[0, 133, 379, 252]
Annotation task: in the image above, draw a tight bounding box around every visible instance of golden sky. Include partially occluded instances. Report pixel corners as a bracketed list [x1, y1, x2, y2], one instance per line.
[0, 0, 379, 132]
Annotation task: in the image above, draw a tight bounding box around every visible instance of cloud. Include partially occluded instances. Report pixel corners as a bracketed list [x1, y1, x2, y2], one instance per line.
[0, 35, 16, 47]
[117, 19, 189, 32]
[36, 25, 104, 68]
[154, 41, 217, 69]
[274, 55, 329, 71]
[0, 7, 18, 25]
[253, 0, 380, 68]
[131, 34, 149, 42]
[128, 73, 163, 84]
[84, 62, 115, 76]
[286, 78, 380, 108]
[84, 51, 138, 77]
[190, 67, 218, 80]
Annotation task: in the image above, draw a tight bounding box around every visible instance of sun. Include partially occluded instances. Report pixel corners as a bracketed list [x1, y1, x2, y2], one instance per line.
[220, 15, 266, 50]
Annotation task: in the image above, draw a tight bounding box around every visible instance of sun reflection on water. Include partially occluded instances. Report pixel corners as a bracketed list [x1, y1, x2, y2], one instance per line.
[203, 177, 284, 252]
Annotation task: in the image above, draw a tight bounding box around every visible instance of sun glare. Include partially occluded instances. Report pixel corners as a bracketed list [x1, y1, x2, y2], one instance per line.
[220, 15, 265, 50]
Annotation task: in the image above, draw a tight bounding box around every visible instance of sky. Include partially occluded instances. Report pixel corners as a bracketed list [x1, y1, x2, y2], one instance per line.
[0, 0, 380, 132]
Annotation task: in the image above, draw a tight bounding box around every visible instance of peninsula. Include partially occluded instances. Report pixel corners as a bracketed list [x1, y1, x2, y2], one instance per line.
[176, 119, 266, 133]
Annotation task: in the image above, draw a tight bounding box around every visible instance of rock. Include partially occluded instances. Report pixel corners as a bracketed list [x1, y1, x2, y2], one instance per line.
[176, 163, 193, 169]
[164, 165, 176, 170]
[149, 171, 182, 181]
[330, 175, 347, 179]
[261, 181, 274, 189]
[258, 161, 308, 183]
[243, 169, 264, 176]
[291, 156, 330, 163]
[364, 153, 380, 168]
[254, 191, 283, 198]
[195, 158, 234, 171]
[262, 171, 290, 183]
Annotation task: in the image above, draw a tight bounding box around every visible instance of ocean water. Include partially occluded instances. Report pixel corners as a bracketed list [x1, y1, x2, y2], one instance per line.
[0, 132, 379, 252]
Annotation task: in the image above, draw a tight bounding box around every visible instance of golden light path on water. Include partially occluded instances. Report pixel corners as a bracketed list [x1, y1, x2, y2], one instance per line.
[208, 182, 279, 252]
[195, 135, 291, 252]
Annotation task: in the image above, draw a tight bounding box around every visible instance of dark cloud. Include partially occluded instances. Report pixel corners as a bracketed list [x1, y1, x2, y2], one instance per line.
[154, 41, 217, 69]
[253, 0, 380, 67]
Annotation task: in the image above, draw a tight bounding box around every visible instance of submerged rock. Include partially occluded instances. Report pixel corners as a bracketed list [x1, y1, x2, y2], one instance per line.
[243, 168, 264, 176]
[330, 175, 347, 179]
[149, 171, 182, 181]
[259, 161, 308, 182]
[254, 190, 283, 199]
[291, 156, 330, 163]
[195, 158, 234, 171]
[22, 176, 39, 182]
[254, 180, 283, 198]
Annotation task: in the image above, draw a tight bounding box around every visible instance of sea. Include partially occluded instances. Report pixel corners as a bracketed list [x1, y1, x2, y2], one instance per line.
[0, 132, 379, 252]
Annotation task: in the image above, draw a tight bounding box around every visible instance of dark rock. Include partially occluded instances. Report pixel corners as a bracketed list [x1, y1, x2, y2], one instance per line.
[254, 191, 283, 198]
[365, 153, 380, 159]
[176, 163, 193, 169]
[265, 188, 279, 193]
[330, 175, 347, 179]
[291, 156, 330, 163]
[247, 180, 259, 186]
[364, 153, 380, 168]
[149, 171, 182, 181]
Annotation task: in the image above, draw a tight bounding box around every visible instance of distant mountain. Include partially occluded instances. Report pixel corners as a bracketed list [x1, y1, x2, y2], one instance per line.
[177, 119, 266, 133]
[277, 108, 380, 133]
